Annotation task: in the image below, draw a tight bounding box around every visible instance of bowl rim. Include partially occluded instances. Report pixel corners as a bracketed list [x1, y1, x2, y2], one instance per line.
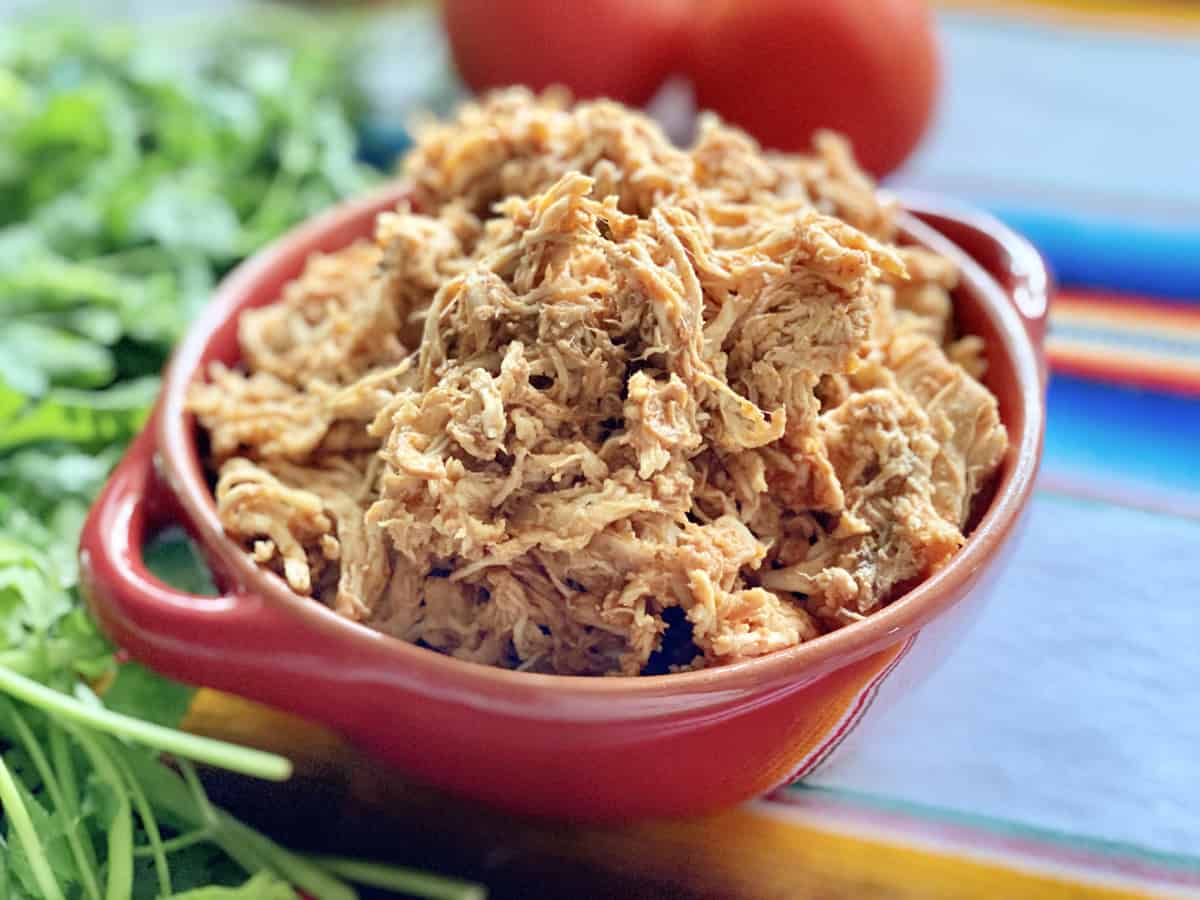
[155, 180, 1046, 703]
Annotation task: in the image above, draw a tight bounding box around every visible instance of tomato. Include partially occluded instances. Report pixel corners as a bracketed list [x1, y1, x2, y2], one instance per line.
[686, 0, 940, 176]
[442, 0, 690, 106]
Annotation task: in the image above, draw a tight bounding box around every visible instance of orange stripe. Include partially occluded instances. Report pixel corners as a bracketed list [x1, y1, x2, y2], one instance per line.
[1053, 293, 1200, 334]
[1048, 337, 1200, 373]
[1048, 339, 1200, 396]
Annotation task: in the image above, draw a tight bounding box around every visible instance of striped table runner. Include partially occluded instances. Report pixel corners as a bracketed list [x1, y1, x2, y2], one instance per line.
[1049, 291, 1200, 398]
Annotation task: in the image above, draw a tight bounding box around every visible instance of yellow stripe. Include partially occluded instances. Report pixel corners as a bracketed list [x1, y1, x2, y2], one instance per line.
[551, 809, 1173, 899]
[936, 0, 1200, 34]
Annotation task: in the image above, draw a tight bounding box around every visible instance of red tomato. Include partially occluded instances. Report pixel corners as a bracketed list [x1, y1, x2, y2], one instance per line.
[442, 0, 689, 106]
[686, 0, 940, 176]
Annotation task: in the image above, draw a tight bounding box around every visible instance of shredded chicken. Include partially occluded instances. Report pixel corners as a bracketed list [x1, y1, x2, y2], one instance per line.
[190, 90, 1008, 675]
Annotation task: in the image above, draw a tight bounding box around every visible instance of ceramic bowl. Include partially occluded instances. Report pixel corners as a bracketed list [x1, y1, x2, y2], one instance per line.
[80, 182, 1047, 822]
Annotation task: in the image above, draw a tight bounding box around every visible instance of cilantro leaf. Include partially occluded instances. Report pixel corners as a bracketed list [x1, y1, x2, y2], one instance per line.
[102, 663, 196, 731]
[163, 870, 301, 900]
[0, 376, 157, 453]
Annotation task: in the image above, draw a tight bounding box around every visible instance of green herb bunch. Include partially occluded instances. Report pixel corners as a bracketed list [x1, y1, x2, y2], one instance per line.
[0, 14, 480, 900]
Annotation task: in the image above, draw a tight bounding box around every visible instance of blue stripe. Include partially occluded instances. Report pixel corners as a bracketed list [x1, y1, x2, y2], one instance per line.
[984, 206, 1200, 303]
[1046, 374, 1200, 493]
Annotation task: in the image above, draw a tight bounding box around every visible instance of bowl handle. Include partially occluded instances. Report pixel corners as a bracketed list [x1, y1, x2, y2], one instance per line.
[80, 412, 311, 700]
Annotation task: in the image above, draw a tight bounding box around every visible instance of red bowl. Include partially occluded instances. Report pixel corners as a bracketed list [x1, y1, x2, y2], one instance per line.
[79, 182, 1047, 822]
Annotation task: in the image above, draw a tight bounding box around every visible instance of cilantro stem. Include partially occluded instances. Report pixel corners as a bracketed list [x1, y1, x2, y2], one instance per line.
[0, 700, 104, 900]
[113, 745, 173, 897]
[217, 815, 359, 900]
[312, 856, 489, 900]
[49, 723, 80, 799]
[117, 751, 264, 878]
[0, 664, 292, 780]
[0, 751, 67, 900]
[175, 759, 357, 900]
[179, 758, 220, 830]
[50, 722, 103, 880]
[107, 794, 135, 900]
[67, 725, 135, 900]
[133, 827, 212, 858]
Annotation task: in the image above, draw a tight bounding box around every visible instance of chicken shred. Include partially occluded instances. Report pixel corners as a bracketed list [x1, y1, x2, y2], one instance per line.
[190, 90, 1008, 675]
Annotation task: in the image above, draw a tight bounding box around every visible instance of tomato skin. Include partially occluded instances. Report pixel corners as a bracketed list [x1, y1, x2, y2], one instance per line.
[442, 0, 689, 106]
[686, 0, 940, 176]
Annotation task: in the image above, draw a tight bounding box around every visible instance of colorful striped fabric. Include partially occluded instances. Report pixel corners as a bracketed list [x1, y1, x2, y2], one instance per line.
[1048, 291, 1200, 397]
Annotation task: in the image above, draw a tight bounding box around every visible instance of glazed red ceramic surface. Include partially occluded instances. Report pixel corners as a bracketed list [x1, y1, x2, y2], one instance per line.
[80, 182, 1047, 822]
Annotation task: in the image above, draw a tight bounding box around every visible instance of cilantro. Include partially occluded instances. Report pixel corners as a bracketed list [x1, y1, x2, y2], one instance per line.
[160, 870, 300, 900]
[88, 663, 196, 732]
[0, 13, 485, 900]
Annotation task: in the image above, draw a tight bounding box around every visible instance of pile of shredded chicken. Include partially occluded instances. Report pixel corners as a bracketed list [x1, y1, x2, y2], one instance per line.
[190, 89, 1008, 675]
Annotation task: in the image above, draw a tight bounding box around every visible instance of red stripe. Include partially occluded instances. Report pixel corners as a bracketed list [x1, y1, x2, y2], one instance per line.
[1055, 289, 1200, 321]
[1047, 350, 1200, 397]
